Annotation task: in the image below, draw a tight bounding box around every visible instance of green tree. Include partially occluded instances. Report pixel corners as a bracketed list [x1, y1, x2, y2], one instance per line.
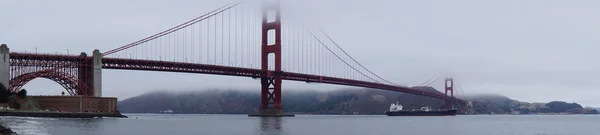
[0, 83, 14, 103]
[7, 95, 20, 109]
[17, 89, 27, 98]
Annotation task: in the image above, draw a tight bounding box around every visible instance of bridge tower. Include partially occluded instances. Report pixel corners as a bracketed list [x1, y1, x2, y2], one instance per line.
[256, 0, 289, 116]
[77, 52, 93, 95]
[445, 78, 454, 109]
[92, 50, 102, 97]
[0, 44, 9, 87]
[76, 50, 102, 97]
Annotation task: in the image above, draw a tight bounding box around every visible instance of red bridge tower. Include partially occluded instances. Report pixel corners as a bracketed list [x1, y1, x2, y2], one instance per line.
[253, 0, 292, 117]
[445, 78, 454, 109]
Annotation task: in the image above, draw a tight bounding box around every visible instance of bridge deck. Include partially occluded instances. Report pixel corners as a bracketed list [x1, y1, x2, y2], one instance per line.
[9, 53, 466, 104]
[101, 58, 466, 103]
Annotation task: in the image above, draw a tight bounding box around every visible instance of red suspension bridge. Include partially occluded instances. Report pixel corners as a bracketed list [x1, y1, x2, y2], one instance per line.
[2, 1, 466, 116]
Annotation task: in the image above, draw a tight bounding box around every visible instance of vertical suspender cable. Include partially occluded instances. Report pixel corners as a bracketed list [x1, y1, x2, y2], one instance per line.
[183, 26, 186, 61]
[229, 9, 232, 66]
[293, 22, 296, 72]
[234, 6, 238, 66]
[214, 14, 217, 64]
[207, 18, 210, 63]
[191, 23, 194, 62]
[320, 30, 396, 85]
[167, 32, 170, 61]
[198, 22, 204, 63]
[244, 9, 252, 66]
[221, 13, 224, 65]
[241, 5, 245, 67]
[253, 11, 261, 68]
[301, 28, 304, 73]
[175, 29, 178, 61]
[314, 34, 317, 75]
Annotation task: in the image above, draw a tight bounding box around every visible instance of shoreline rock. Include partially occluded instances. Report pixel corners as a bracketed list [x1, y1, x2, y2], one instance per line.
[0, 111, 127, 118]
[0, 124, 15, 135]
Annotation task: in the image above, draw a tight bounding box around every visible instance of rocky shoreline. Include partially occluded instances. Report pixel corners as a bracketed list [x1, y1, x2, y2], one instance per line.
[0, 111, 127, 118]
[0, 124, 15, 135]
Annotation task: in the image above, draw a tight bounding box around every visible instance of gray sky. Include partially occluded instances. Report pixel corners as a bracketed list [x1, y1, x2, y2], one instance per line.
[1, 0, 599, 106]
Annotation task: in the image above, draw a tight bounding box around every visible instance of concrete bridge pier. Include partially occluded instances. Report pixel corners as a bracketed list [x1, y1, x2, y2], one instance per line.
[0, 44, 9, 87]
[92, 49, 102, 97]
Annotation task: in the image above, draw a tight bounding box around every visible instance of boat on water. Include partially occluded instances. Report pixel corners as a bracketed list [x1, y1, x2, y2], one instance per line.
[385, 102, 457, 116]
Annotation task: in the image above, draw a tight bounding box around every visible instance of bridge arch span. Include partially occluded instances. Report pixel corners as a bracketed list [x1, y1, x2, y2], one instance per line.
[8, 70, 92, 96]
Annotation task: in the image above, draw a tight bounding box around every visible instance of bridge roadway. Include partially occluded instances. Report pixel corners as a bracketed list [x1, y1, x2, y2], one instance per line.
[10, 52, 466, 104]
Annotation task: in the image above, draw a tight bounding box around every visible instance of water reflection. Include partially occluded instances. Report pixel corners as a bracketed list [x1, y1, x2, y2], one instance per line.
[258, 117, 284, 135]
[70, 118, 102, 130]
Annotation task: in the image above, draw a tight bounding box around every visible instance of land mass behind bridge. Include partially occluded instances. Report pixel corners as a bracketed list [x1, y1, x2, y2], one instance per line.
[118, 87, 599, 115]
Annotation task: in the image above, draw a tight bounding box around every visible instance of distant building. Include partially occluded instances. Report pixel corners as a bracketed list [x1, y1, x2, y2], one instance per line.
[511, 110, 521, 115]
[160, 110, 173, 113]
[26, 96, 118, 113]
[0, 103, 8, 110]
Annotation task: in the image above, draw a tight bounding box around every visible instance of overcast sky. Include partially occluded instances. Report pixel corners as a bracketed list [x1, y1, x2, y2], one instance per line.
[1, 0, 599, 106]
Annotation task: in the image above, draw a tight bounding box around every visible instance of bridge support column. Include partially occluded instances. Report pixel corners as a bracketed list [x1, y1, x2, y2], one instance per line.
[76, 50, 101, 96]
[445, 78, 454, 109]
[250, 0, 292, 117]
[0, 44, 9, 87]
[92, 50, 102, 97]
[78, 53, 93, 96]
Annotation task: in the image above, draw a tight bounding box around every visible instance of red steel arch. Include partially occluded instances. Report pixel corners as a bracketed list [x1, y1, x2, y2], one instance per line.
[9, 53, 96, 96]
[8, 70, 92, 96]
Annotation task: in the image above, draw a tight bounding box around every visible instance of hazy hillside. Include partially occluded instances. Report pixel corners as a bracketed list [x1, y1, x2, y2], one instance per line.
[467, 94, 598, 114]
[118, 87, 456, 114]
[118, 88, 597, 115]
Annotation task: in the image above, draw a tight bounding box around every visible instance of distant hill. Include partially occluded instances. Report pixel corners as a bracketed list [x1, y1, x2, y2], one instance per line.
[466, 94, 598, 114]
[118, 88, 597, 115]
[118, 87, 460, 114]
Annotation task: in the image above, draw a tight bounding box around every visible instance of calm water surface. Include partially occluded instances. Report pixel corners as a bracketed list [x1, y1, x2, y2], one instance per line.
[1, 113, 599, 135]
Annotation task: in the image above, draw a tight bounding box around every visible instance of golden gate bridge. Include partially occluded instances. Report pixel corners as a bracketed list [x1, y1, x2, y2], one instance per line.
[2, 1, 466, 116]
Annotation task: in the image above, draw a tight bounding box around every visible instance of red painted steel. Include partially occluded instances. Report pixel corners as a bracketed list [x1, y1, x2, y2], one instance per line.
[259, 1, 283, 114]
[8, 53, 94, 96]
[5, 2, 470, 114]
[102, 58, 262, 77]
[101, 2, 242, 56]
[445, 78, 454, 109]
[99, 58, 466, 104]
[8, 53, 466, 104]
[9, 70, 91, 95]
